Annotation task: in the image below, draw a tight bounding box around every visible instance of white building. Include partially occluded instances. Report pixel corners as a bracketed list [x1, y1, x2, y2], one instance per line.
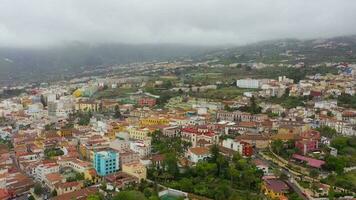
[129, 140, 151, 158]
[222, 138, 243, 153]
[187, 147, 210, 163]
[35, 163, 60, 181]
[236, 79, 261, 89]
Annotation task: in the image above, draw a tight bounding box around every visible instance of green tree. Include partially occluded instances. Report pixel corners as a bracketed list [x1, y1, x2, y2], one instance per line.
[271, 139, 284, 155]
[210, 144, 220, 163]
[164, 152, 179, 176]
[309, 169, 320, 180]
[87, 193, 103, 200]
[316, 126, 337, 138]
[114, 105, 122, 119]
[113, 191, 147, 200]
[51, 189, 57, 197]
[34, 183, 43, 196]
[328, 185, 335, 200]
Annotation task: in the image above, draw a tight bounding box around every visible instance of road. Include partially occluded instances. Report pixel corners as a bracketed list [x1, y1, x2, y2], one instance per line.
[256, 152, 310, 200]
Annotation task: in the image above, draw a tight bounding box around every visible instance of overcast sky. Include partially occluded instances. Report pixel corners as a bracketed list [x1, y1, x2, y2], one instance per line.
[1, 0, 356, 47]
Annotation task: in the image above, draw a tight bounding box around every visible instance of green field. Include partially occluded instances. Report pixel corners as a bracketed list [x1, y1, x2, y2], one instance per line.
[322, 170, 356, 192]
[189, 87, 259, 100]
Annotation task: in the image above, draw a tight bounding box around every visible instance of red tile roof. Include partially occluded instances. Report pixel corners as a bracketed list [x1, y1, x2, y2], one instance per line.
[292, 154, 325, 168]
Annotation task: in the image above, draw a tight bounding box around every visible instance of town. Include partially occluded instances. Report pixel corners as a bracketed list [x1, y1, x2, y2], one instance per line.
[0, 44, 355, 200]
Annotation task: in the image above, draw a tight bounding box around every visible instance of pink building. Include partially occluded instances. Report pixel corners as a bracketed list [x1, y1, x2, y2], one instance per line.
[295, 130, 320, 155]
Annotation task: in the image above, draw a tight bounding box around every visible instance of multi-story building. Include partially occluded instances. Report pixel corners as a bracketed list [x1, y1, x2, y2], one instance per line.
[138, 97, 156, 107]
[236, 79, 261, 89]
[295, 130, 320, 155]
[129, 140, 151, 158]
[127, 127, 151, 140]
[35, 162, 60, 181]
[122, 162, 147, 182]
[93, 151, 119, 176]
[139, 117, 169, 127]
[118, 150, 140, 168]
[75, 100, 99, 112]
[221, 138, 253, 157]
[181, 126, 219, 148]
[187, 147, 210, 163]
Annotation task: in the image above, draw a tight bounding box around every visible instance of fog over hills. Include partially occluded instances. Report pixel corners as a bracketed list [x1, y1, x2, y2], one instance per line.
[0, 35, 356, 86]
[0, 43, 217, 85]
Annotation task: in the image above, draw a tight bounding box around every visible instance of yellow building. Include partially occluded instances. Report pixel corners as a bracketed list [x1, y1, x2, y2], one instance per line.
[122, 162, 147, 183]
[75, 100, 99, 112]
[278, 124, 310, 135]
[127, 127, 151, 140]
[72, 89, 82, 97]
[20, 97, 32, 108]
[57, 129, 75, 137]
[139, 117, 169, 127]
[84, 168, 101, 183]
[262, 179, 289, 200]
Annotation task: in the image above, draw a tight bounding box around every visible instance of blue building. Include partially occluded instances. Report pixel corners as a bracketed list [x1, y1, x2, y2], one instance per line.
[93, 150, 119, 176]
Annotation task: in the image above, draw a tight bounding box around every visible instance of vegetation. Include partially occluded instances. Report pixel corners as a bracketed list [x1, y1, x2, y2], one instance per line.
[266, 95, 306, 109]
[330, 136, 356, 166]
[114, 105, 122, 119]
[87, 193, 104, 200]
[66, 172, 85, 182]
[44, 148, 64, 158]
[238, 95, 262, 114]
[271, 139, 298, 159]
[316, 126, 337, 138]
[112, 190, 147, 200]
[322, 171, 356, 193]
[337, 93, 356, 109]
[44, 122, 56, 131]
[149, 142, 264, 200]
[165, 152, 263, 200]
[71, 111, 93, 125]
[189, 87, 258, 100]
[0, 136, 13, 149]
[150, 130, 191, 156]
[34, 183, 44, 196]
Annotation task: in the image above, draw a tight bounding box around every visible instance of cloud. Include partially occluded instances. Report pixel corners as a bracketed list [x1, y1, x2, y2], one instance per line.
[0, 0, 355, 47]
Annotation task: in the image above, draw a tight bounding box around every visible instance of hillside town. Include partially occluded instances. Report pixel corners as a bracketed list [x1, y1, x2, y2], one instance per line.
[0, 57, 355, 200]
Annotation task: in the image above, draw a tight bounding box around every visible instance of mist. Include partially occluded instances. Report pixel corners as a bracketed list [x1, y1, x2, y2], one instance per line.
[0, 0, 356, 47]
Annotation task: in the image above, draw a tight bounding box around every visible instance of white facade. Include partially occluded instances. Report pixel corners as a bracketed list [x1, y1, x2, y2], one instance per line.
[236, 79, 261, 89]
[222, 138, 243, 153]
[35, 164, 60, 181]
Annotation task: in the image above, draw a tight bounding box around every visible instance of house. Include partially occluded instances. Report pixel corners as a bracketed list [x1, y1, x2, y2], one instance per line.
[118, 150, 140, 168]
[122, 162, 147, 182]
[262, 178, 289, 200]
[55, 181, 82, 195]
[187, 147, 210, 163]
[295, 130, 320, 155]
[105, 172, 139, 190]
[291, 154, 325, 168]
[151, 154, 165, 169]
[181, 126, 219, 147]
[34, 162, 60, 182]
[162, 126, 181, 137]
[75, 100, 99, 112]
[235, 134, 269, 149]
[252, 159, 269, 175]
[52, 186, 98, 200]
[0, 189, 11, 200]
[44, 173, 64, 191]
[57, 158, 92, 173]
[221, 138, 253, 157]
[138, 97, 156, 107]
